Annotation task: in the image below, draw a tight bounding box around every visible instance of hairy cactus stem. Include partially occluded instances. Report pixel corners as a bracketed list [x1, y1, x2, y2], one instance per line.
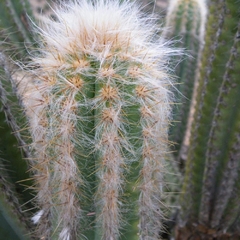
[16, 0, 178, 239]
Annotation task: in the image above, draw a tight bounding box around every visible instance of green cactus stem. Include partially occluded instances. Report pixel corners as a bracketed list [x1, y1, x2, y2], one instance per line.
[178, 0, 240, 238]
[0, 53, 30, 157]
[0, 53, 33, 206]
[15, 1, 178, 239]
[165, 0, 206, 159]
[202, 22, 240, 229]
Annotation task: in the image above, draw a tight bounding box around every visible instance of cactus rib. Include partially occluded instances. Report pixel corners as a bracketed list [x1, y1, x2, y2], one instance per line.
[201, 19, 240, 228]
[0, 53, 30, 158]
[180, 0, 226, 223]
[198, 1, 240, 226]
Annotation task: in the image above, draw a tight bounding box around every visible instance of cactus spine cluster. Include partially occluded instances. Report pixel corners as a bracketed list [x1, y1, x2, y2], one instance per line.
[15, 1, 176, 239]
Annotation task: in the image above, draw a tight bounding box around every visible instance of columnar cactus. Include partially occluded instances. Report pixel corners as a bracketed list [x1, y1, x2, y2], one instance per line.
[0, 0, 35, 211]
[0, 52, 34, 239]
[178, 0, 240, 238]
[0, 0, 34, 200]
[165, 0, 206, 159]
[15, 1, 177, 239]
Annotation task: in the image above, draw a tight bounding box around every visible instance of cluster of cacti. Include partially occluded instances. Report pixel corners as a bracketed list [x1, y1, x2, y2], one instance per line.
[1, 0, 240, 240]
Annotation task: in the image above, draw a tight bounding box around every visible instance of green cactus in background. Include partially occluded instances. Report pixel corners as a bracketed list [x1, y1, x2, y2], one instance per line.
[164, 0, 206, 161]
[0, 42, 34, 240]
[0, 0, 34, 58]
[1, 0, 240, 240]
[177, 0, 240, 239]
[0, 0, 35, 207]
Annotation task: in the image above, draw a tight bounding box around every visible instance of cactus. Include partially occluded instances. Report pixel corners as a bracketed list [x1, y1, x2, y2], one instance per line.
[10, 1, 177, 239]
[1, 0, 240, 240]
[0, 0, 35, 211]
[0, 55, 32, 240]
[164, 0, 207, 160]
[177, 0, 240, 239]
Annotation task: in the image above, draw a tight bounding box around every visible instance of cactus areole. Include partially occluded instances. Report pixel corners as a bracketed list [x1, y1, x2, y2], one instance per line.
[18, 0, 176, 239]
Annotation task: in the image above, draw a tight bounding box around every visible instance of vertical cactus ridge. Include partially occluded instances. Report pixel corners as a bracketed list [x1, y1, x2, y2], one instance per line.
[50, 85, 82, 240]
[220, 128, 240, 232]
[201, 20, 240, 229]
[201, 2, 239, 227]
[0, 54, 30, 159]
[180, 0, 226, 223]
[14, 53, 59, 240]
[180, 0, 240, 233]
[16, 1, 177, 239]
[165, 0, 206, 157]
[0, 53, 33, 209]
[138, 83, 170, 239]
[227, 167, 240, 235]
[19, 65, 82, 239]
[221, 170, 240, 232]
